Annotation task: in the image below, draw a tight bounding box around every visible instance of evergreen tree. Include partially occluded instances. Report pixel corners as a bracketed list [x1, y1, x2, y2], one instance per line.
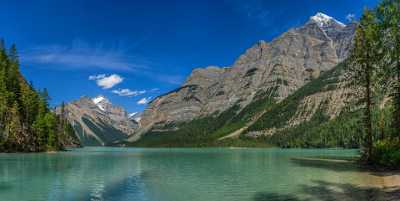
[5, 102, 23, 151]
[44, 112, 57, 150]
[348, 9, 381, 161]
[376, 0, 400, 137]
[0, 40, 78, 152]
[5, 45, 20, 106]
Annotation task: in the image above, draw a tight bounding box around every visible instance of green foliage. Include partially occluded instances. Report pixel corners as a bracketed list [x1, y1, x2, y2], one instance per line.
[131, 87, 278, 147]
[131, 105, 242, 147]
[376, 0, 400, 137]
[0, 40, 76, 152]
[370, 138, 400, 169]
[211, 88, 277, 138]
[342, 0, 400, 168]
[346, 8, 382, 160]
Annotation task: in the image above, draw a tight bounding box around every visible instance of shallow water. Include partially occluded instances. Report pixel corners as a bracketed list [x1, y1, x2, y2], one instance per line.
[0, 147, 391, 201]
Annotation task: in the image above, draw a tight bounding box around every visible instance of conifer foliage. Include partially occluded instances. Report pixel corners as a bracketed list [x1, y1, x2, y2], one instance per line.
[347, 0, 400, 167]
[0, 40, 77, 152]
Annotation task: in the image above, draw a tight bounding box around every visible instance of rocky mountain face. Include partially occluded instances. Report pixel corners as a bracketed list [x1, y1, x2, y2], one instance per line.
[134, 13, 356, 141]
[62, 95, 138, 146]
[129, 112, 142, 125]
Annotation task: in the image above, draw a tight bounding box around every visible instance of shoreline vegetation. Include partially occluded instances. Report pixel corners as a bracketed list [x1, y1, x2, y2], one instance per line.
[345, 0, 400, 169]
[0, 40, 79, 153]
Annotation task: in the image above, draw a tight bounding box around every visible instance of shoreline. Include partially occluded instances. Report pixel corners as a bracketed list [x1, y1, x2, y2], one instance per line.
[293, 157, 400, 200]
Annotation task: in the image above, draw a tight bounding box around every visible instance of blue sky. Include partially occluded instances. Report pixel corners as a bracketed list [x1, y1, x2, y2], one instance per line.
[0, 0, 379, 113]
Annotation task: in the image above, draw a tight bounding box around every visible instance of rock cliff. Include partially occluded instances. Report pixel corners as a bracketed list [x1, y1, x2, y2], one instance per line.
[134, 13, 356, 141]
[62, 95, 138, 146]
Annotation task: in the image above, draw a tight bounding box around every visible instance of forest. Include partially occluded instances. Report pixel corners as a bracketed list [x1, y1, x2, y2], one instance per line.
[0, 41, 78, 152]
[345, 0, 400, 168]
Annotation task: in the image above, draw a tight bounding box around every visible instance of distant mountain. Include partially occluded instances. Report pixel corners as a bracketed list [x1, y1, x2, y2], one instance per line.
[127, 13, 358, 147]
[61, 95, 138, 146]
[128, 112, 142, 124]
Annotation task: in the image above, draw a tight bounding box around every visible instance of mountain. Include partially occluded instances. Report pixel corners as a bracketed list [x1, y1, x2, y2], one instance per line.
[128, 13, 357, 146]
[129, 112, 142, 124]
[61, 95, 138, 146]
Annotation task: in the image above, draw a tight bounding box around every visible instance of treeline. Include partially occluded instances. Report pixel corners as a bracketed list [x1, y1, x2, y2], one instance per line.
[0, 40, 78, 152]
[131, 103, 272, 148]
[348, 0, 400, 168]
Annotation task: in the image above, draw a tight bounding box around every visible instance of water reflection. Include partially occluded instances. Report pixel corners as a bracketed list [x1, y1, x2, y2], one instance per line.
[0, 148, 398, 201]
[0, 149, 150, 201]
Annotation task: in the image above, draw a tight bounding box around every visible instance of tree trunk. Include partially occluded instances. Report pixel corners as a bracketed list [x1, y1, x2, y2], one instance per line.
[379, 113, 385, 140]
[365, 64, 373, 161]
[395, 51, 400, 137]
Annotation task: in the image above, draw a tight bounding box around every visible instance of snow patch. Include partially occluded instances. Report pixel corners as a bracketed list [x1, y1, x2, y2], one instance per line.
[129, 112, 138, 118]
[97, 104, 105, 111]
[92, 96, 105, 104]
[310, 12, 345, 27]
[92, 95, 109, 111]
[134, 117, 141, 122]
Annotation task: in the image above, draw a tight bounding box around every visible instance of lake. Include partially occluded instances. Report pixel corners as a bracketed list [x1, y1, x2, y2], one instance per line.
[0, 147, 396, 201]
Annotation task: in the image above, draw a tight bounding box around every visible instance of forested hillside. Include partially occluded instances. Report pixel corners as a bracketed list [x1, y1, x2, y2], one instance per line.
[130, 0, 400, 169]
[0, 40, 79, 152]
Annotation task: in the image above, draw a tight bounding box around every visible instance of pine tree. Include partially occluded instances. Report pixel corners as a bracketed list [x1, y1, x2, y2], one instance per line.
[8, 44, 18, 65]
[20, 82, 39, 125]
[44, 112, 57, 150]
[348, 9, 381, 161]
[0, 39, 77, 152]
[0, 39, 5, 51]
[5, 102, 23, 151]
[5, 44, 20, 106]
[376, 0, 400, 137]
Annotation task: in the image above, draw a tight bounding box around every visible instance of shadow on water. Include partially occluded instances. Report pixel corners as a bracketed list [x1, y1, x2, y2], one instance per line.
[72, 172, 150, 201]
[290, 157, 363, 173]
[254, 157, 400, 201]
[0, 182, 12, 192]
[291, 157, 400, 177]
[254, 180, 400, 201]
[254, 192, 302, 201]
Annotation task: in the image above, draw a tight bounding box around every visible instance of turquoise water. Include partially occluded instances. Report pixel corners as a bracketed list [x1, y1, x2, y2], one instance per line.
[0, 147, 384, 201]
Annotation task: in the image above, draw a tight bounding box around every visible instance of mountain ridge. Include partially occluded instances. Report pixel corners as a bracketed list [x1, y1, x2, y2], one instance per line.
[130, 12, 356, 143]
[60, 12, 358, 147]
[60, 95, 138, 146]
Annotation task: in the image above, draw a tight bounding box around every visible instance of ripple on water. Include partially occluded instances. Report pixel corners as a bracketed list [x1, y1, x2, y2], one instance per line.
[0, 147, 398, 201]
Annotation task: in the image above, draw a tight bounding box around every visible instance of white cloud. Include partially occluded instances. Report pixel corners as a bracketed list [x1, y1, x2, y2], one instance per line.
[89, 74, 106, 80]
[137, 97, 151, 105]
[346, 13, 355, 22]
[21, 40, 148, 71]
[89, 74, 123, 89]
[21, 40, 184, 86]
[112, 88, 146, 97]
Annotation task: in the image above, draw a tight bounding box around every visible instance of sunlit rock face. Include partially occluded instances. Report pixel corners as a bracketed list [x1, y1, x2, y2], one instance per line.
[60, 95, 138, 146]
[135, 13, 355, 139]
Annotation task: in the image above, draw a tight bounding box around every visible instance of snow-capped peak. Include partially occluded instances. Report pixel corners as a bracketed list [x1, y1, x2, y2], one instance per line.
[128, 112, 138, 118]
[92, 95, 106, 104]
[92, 95, 110, 111]
[128, 112, 142, 123]
[310, 12, 345, 28]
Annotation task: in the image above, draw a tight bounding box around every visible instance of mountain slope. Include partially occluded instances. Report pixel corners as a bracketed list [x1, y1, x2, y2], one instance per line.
[129, 13, 356, 145]
[62, 95, 138, 146]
